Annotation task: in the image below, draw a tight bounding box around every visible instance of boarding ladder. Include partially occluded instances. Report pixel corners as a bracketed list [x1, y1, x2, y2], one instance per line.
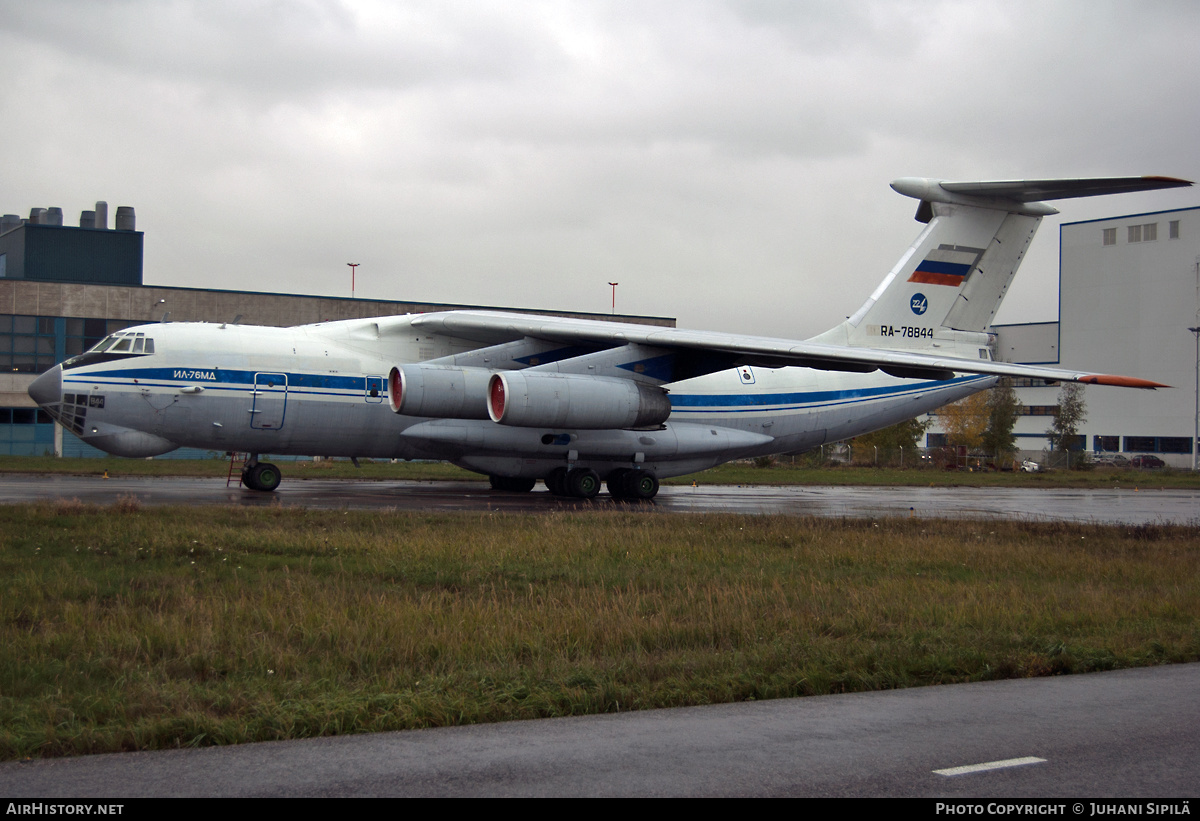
[225, 452, 248, 487]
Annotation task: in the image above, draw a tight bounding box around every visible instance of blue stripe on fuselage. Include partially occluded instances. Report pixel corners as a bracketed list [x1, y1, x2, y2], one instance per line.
[668, 375, 987, 412]
[66, 367, 372, 393]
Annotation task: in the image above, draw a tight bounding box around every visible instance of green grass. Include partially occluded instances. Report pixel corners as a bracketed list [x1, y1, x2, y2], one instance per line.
[1, 502, 1197, 759]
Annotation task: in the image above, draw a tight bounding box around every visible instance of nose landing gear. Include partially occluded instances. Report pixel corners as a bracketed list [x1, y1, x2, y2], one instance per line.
[241, 455, 282, 492]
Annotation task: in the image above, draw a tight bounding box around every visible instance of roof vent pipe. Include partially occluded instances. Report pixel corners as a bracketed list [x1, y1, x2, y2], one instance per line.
[94, 201, 108, 230]
[79, 210, 96, 228]
[44, 207, 63, 226]
[114, 206, 136, 231]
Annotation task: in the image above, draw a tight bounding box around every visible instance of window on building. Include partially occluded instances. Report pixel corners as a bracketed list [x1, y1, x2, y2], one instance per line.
[0, 406, 56, 456]
[1124, 436, 1155, 452]
[1158, 437, 1193, 454]
[0, 314, 139, 373]
[1169, 220, 1180, 239]
[1128, 225, 1142, 243]
[1019, 405, 1059, 416]
[0, 315, 57, 373]
[1125, 436, 1193, 454]
[1143, 222, 1157, 241]
[1093, 435, 1119, 452]
[3, 408, 51, 424]
[1102, 227, 1117, 246]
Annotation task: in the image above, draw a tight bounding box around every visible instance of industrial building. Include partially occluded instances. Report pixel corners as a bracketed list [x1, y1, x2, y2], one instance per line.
[0, 200, 674, 457]
[932, 204, 1200, 468]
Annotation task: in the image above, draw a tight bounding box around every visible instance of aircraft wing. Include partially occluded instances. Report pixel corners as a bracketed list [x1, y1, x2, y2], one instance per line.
[407, 310, 1167, 388]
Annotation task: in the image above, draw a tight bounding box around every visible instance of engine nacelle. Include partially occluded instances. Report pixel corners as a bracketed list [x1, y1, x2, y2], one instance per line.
[487, 371, 671, 429]
[388, 364, 492, 419]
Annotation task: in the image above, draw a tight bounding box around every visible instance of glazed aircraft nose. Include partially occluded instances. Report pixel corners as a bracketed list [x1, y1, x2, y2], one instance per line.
[28, 364, 62, 407]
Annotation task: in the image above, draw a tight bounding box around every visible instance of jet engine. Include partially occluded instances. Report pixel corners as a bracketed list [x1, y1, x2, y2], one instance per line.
[388, 364, 492, 419]
[487, 371, 671, 429]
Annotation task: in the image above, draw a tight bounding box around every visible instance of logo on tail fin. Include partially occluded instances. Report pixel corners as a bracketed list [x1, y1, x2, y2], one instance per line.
[910, 293, 928, 315]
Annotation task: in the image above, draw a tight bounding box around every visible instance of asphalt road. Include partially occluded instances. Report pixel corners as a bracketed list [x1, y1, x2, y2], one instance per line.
[0, 474, 1198, 524]
[2, 664, 1197, 797]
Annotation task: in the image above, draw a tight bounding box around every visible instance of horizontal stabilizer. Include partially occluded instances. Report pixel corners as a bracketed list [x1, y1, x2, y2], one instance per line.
[891, 176, 1193, 215]
[939, 176, 1193, 202]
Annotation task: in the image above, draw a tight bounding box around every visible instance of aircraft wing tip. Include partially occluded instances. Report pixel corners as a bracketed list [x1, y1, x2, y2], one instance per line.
[1143, 175, 1193, 186]
[1079, 375, 1170, 389]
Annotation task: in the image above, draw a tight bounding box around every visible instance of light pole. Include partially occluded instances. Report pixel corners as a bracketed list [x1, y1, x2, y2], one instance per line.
[608, 282, 618, 314]
[347, 263, 359, 298]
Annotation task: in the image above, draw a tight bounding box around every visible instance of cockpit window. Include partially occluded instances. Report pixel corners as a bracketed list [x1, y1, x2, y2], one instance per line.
[64, 331, 157, 370]
[85, 331, 155, 355]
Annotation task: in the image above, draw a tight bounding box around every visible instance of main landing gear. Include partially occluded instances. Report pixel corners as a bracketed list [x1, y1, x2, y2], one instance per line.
[241, 455, 282, 492]
[535, 467, 659, 500]
[606, 468, 659, 500]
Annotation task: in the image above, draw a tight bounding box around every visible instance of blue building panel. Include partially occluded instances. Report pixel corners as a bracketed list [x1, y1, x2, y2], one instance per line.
[0, 224, 142, 286]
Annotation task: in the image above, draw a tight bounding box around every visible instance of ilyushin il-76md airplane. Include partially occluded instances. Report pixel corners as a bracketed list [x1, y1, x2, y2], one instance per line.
[27, 175, 1191, 499]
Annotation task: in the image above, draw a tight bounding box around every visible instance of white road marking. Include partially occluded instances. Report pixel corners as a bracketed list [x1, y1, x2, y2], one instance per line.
[934, 756, 1047, 776]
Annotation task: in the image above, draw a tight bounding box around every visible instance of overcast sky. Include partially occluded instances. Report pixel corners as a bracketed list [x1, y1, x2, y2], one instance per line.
[3, 0, 1198, 337]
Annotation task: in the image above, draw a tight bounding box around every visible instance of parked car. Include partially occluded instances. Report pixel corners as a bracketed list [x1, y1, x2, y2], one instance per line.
[1092, 453, 1130, 468]
[1020, 459, 1041, 473]
[1130, 454, 1166, 468]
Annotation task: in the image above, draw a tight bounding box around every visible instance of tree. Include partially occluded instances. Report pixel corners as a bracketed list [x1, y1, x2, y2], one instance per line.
[939, 391, 989, 453]
[982, 378, 1024, 460]
[1046, 382, 1087, 454]
[851, 417, 930, 465]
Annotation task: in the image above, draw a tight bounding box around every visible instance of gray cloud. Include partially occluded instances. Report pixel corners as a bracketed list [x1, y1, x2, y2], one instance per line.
[2, 0, 1198, 338]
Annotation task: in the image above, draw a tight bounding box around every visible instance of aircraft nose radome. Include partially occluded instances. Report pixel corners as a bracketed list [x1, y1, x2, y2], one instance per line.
[28, 364, 62, 407]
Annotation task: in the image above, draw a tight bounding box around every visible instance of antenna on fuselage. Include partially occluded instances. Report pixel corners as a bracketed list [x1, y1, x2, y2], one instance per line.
[160, 312, 171, 323]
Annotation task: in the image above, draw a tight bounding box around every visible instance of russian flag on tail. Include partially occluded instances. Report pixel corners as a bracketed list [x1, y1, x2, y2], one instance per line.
[907, 246, 981, 286]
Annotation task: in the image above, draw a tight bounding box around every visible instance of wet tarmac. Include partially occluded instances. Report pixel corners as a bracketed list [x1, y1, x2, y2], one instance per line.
[2, 473, 1198, 524]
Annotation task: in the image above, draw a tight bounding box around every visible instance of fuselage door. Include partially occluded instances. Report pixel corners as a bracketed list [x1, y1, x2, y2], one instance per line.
[365, 375, 384, 404]
[250, 372, 288, 430]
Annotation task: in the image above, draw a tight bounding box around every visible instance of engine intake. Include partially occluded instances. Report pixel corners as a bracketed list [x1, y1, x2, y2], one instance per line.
[487, 371, 671, 429]
[388, 364, 492, 419]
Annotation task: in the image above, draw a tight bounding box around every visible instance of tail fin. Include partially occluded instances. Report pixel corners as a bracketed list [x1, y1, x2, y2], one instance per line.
[812, 176, 1192, 359]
